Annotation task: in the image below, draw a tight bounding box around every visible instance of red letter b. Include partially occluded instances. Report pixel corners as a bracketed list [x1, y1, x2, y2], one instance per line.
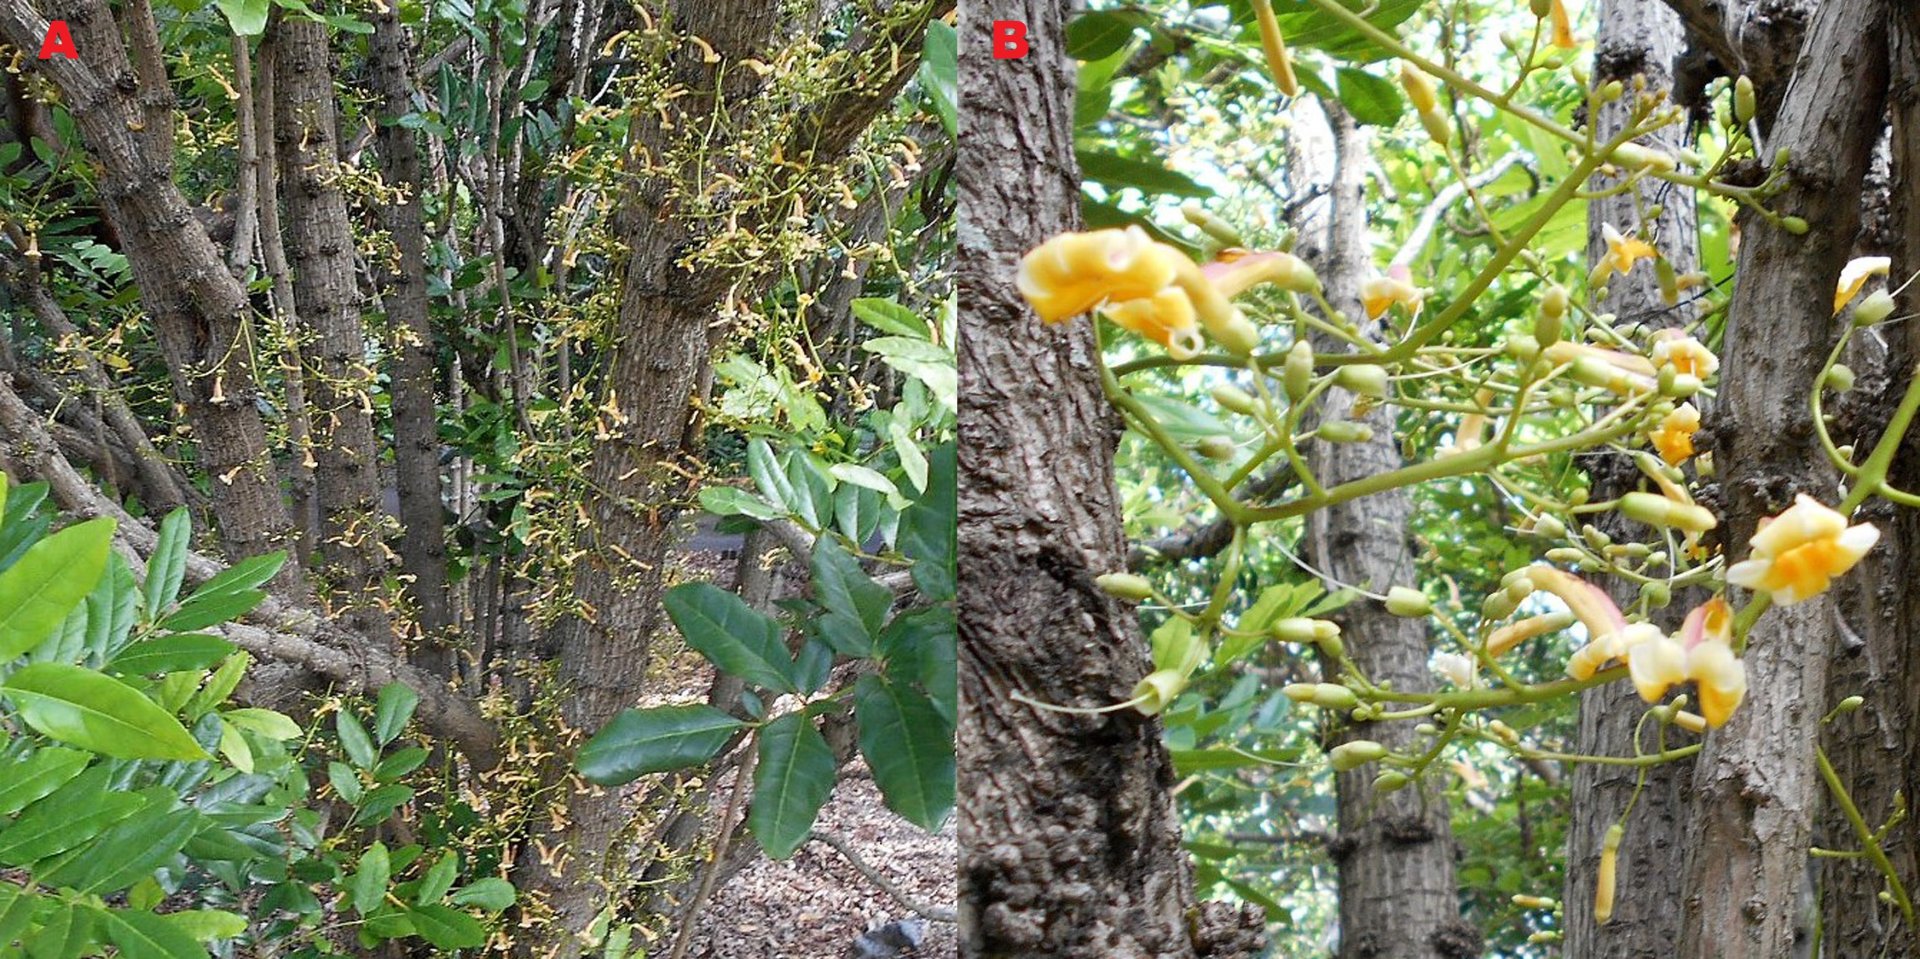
[992, 20, 1028, 59]
[39, 21, 77, 60]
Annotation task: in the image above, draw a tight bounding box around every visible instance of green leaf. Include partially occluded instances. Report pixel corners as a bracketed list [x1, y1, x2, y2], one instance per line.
[0, 517, 114, 660]
[664, 583, 795, 692]
[222, 707, 303, 741]
[916, 19, 955, 136]
[811, 537, 890, 657]
[213, 0, 271, 35]
[1, 663, 209, 760]
[0, 767, 148, 865]
[418, 851, 459, 905]
[577, 705, 745, 785]
[159, 910, 247, 942]
[850, 298, 929, 339]
[898, 444, 954, 602]
[1066, 9, 1148, 60]
[348, 842, 391, 916]
[143, 508, 191, 619]
[888, 419, 929, 494]
[374, 746, 431, 782]
[107, 635, 237, 676]
[449, 877, 516, 912]
[854, 675, 954, 830]
[337, 710, 378, 769]
[1076, 148, 1211, 197]
[0, 747, 90, 816]
[350, 783, 414, 827]
[27, 902, 93, 959]
[158, 589, 267, 632]
[48, 791, 198, 893]
[0, 883, 40, 947]
[747, 440, 799, 518]
[1335, 66, 1404, 126]
[180, 551, 286, 602]
[748, 713, 836, 859]
[405, 904, 486, 949]
[698, 486, 785, 521]
[83, 556, 139, 665]
[102, 907, 204, 959]
[374, 683, 419, 746]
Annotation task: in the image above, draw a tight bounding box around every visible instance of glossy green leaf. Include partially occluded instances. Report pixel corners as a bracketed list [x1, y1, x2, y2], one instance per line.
[101, 906, 204, 959]
[143, 508, 191, 619]
[1336, 66, 1404, 125]
[374, 683, 419, 746]
[854, 675, 954, 830]
[850, 298, 929, 339]
[213, 0, 271, 36]
[898, 444, 954, 601]
[664, 583, 795, 692]
[348, 842, 390, 916]
[698, 486, 784, 521]
[337, 710, 377, 770]
[0, 517, 114, 660]
[578, 704, 745, 785]
[0, 747, 90, 816]
[449, 877, 516, 911]
[916, 19, 955, 136]
[418, 851, 459, 904]
[405, 904, 486, 949]
[0, 768, 148, 865]
[811, 537, 890, 657]
[107, 635, 238, 676]
[1, 663, 209, 760]
[1077, 148, 1211, 197]
[748, 713, 836, 859]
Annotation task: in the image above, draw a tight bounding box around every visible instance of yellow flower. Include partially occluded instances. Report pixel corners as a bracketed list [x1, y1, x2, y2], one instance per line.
[1102, 288, 1204, 357]
[1597, 223, 1657, 278]
[1833, 256, 1891, 315]
[1360, 265, 1424, 321]
[1486, 611, 1577, 657]
[1549, 0, 1577, 49]
[1623, 598, 1747, 726]
[1205, 248, 1320, 297]
[1649, 331, 1719, 378]
[1649, 402, 1700, 465]
[1726, 495, 1880, 605]
[1543, 340, 1658, 394]
[1017, 227, 1182, 324]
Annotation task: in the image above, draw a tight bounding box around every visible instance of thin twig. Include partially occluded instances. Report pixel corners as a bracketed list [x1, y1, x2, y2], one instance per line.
[808, 831, 957, 924]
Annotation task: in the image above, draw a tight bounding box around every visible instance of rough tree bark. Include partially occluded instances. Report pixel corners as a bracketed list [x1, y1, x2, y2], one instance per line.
[1564, 1, 1701, 953]
[1678, 2, 1890, 957]
[521, 2, 944, 948]
[1295, 102, 1473, 959]
[956, 2, 1262, 957]
[369, 6, 456, 657]
[0, 0, 299, 570]
[273, 11, 391, 633]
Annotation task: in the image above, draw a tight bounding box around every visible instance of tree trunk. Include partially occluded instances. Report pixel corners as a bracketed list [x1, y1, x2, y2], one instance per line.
[369, 6, 456, 659]
[1293, 101, 1472, 959]
[1564, 1, 1701, 953]
[1678, 2, 1890, 957]
[955, 2, 1262, 957]
[0, 0, 299, 571]
[274, 11, 391, 632]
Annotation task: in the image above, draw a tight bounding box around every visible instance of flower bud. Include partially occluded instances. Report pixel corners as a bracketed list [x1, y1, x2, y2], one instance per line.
[1781, 216, 1809, 235]
[1827, 364, 1855, 392]
[1131, 668, 1187, 715]
[1836, 695, 1866, 715]
[1374, 771, 1411, 793]
[1545, 547, 1586, 564]
[1663, 372, 1702, 398]
[1180, 200, 1246, 247]
[1656, 257, 1680, 305]
[1196, 435, 1237, 460]
[1535, 285, 1568, 346]
[1530, 0, 1551, 16]
[1337, 364, 1390, 398]
[1640, 580, 1671, 608]
[1329, 740, 1388, 772]
[1512, 894, 1558, 910]
[1420, 109, 1451, 147]
[1595, 824, 1624, 924]
[1399, 62, 1439, 115]
[1386, 586, 1431, 617]
[1312, 683, 1359, 709]
[1489, 720, 1519, 743]
[1599, 80, 1624, 102]
[1618, 491, 1718, 533]
[1273, 617, 1319, 644]
[1096, 572, 1154, 601]
[1734, 75, 1756, 124]
[1533, 516, 1567, 539]
[1611, 142, 1676, 173]
[1284, 340, 1313, 402]
[1482, 590, 1518, 622]
[1212, 384, 1259, 415]
[1507, 333, 1541, 362]
[1319, 420, 1374, 443]
[1854, 289, 1896, 327]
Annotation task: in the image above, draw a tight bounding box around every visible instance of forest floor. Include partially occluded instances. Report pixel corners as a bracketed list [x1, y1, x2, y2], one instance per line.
[662, 542, 957, 959]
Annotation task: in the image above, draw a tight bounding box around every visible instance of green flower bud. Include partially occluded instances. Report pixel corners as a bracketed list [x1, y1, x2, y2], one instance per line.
[1318, 631, 1345, 658]
[1336, 364, 1391, 398]
[1420, 108, 1451, 146]
[1283, 683, 1318, 703]
[1385, 586, 1431, 617]
[1131, 668, 1187, 715]
[1781, 216, 1809, 235]
[1374, 771, 1412, 793]
[1284, 340, 1313, 402]
[1545, 547, 1586, 564]
[1529, 0, 1551, 15]
[1096, 572, 1154, 601]
[1196, 435, 1237, 460]
[1312, 683, 1359, 709]
[1482, 590, 1518, 621]
[1181, 200, 1246, 247]
[1273, 617, 1319, 644]
[1827, 364, 1856, 392]
[1640, 580, 1671, 608]
[1329, 740, 1388, 772]
[1836, 695, 1866, 714]
[1319, 420, 1374, 443]
[1533, 516, 1567, 539]
[1600, 80, 1624, 102]
[1734, 75, 1756, 124]
[1212, 384, 1259, 415]
[1535, 285, 1568, 347]
[1854, 289, 1896, 327]
[1507, 333, 1541, 362]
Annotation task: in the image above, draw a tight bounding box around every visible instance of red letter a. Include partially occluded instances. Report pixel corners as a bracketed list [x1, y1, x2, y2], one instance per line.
[992, 20, 1028, 60]
[39, 21, 78, 60]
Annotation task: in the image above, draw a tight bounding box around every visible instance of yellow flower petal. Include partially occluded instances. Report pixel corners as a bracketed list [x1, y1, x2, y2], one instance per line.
[1649, 402, 1701, 465]
[1549, 0, 1577, 49]
[1601, 223, 1657, 277]
[1650, 332, 1719, 378]
[1103, 288, 1205, 359]
[1016, 227, 1181, 323]
[1528, 566, 1628, 638]
[1685, 642, 1746, 727]
[1728, 495, 1880, 605]
[1627, 633, 1688, 703]
[1360, 276, 1424, 320]
[1833, 256, 1891, 315]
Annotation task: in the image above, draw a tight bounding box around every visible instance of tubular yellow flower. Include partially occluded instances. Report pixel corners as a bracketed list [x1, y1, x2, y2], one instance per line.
[1597, 223, 1657, 278]
[1624, 598, 1745, 726]
[1833, 255, 1891, 315]
[1595, 824, 1623, 924]
[1726, 495, 1880, 605]
[1205, 248, 1320, 296]
[1649, 330, 1719, 378]
[1544, 341, 1658, 394]
[1399, 61, 1439, 114]
[1249, 0, 1299, 97]
[1447, 388, 1496, 454]
[1549, 0, 1577, 49]
[1017, 227, 1181, 323]
[1649, 402, 1701, 465]
[1486, 611, 1577, 657]
[1360, 265, 1424, 320]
